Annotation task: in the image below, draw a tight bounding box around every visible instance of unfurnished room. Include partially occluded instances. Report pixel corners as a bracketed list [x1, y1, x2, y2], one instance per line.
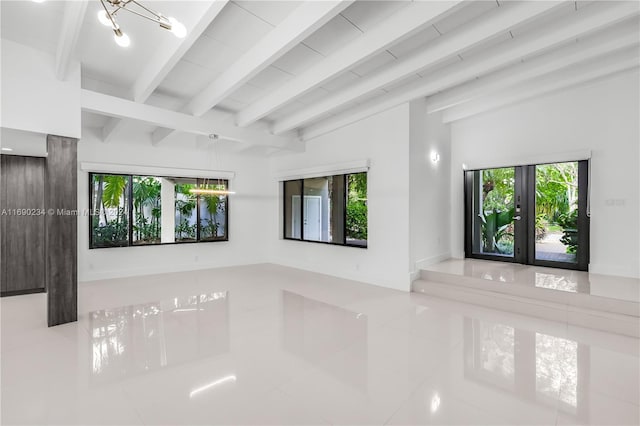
[0, 0, 639, 425]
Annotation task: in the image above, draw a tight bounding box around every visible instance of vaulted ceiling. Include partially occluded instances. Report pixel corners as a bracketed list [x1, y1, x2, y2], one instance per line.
[2, 0, 639, 150]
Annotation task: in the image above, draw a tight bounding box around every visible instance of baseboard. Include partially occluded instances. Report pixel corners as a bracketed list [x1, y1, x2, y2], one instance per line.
[413, 253, 451, 278]
[589, 263, 640, 279]
[1, 288, 46, 297]
[79, 260, 268, 282]
[270, 258, 411, 292]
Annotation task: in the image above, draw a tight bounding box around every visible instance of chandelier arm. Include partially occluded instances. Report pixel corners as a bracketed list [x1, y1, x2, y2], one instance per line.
[111, 5, 125, 16]
[99, 0, 119, 29]
[119, 7, 168, 26]
[129, 0, 170, 24]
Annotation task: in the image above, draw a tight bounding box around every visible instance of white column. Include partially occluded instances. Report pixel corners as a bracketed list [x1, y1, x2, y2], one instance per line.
[160, 178, 175, 243]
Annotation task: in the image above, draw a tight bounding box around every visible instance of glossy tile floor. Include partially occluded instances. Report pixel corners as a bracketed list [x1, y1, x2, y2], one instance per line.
[2, 264, 639, 425]
[423, 259, 640, 303]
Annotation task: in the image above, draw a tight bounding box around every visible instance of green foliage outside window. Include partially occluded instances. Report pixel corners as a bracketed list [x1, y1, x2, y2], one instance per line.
[479, 168, 515, 254]
[133, 176, 161, 244]
[175, 183, 197, 241]
[91, 174, 129, 247]
[91, 174, 228, 248]
[558, 209, 578, 254]
[346, 173, 368, 241]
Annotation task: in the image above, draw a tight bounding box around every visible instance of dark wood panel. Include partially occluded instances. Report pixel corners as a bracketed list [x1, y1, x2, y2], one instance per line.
[1, 155, 46, 295]
[45, 135, 78, 327]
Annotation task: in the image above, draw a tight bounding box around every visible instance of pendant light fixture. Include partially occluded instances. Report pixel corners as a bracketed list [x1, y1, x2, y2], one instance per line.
[188, 186, 236, 196]
[97, 0, 187, 48]
[189, 135, 236, 196]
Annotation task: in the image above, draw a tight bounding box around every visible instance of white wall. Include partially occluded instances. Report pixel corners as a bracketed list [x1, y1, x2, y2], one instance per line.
[77, 130, 271, 281]
[0, 40, 81, 138]
[0, 127, 47, 157]
[450, 69, 640, 278]
[409, 99, 452, 279]
[268, 104, 412, 291]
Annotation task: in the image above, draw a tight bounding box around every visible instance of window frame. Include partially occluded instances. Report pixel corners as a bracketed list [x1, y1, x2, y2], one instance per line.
[463, 160, 589, 271]
[282, 173, 368, 249]
[89, 172, 229, 249]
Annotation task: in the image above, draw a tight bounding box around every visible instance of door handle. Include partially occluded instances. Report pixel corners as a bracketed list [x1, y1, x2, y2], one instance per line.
[514, 215, 522, 221]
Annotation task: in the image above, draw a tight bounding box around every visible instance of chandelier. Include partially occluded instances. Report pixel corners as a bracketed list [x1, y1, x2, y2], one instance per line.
[97, 0, 187, 47]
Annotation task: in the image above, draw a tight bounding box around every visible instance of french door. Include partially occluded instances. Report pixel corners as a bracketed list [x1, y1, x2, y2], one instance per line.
[464, 161, 589, 271]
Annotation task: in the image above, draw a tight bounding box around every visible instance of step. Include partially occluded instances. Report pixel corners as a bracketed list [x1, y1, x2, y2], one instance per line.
[412, 259, 640, 338]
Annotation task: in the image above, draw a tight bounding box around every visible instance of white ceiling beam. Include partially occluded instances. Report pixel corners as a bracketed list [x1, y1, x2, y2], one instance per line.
[81, 90, 297, 149]
[235, 0, 463, 127]
[101, 0, 229, 143]
[301, 1, 640, 141]
[189, 0, 352, 116]
[441, 51, 639, 123]
[150, 111, 297, 150]
[132, 0, 229, 103]
[427, 25, 640, 113]
[272, 1, 562, 134]
[152, 1, 352, 146]
[55, 0, 88, 81]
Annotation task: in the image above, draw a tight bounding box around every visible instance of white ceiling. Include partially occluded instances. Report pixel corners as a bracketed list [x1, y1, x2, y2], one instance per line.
[1, 0, 639, 146]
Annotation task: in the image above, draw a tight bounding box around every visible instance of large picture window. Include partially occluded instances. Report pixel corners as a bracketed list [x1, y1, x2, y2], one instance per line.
[90, 173, 229, 249]
[282, 172, 367, 248]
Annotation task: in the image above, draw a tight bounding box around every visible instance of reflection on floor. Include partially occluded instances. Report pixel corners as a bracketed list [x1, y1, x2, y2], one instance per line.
[1, 264, 639, 425]
[416, 258, 640, 337]
[421, 259, 640, 302]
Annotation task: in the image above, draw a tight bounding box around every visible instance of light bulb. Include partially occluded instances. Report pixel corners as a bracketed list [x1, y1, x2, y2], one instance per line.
[114, 32, 130, 48]
[168, 17, 187, 38]
[98, 10, 112, 26]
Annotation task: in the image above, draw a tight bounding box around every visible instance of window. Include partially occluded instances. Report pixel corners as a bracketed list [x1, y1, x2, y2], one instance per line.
[464, 161, 589, 271]
[282, 172, 367, 248]
[89, 173, 229, 249]
[198, 180, 228, 242]
[90, 173, 130, 248]
[174, 178, 198, 242]
[132, 176, 162, 245]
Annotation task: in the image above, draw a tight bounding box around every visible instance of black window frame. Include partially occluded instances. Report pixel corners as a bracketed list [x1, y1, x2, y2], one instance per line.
[463, 160, 589, 271]
[89, 172, 229, 249]
[282, 173, 368, 249]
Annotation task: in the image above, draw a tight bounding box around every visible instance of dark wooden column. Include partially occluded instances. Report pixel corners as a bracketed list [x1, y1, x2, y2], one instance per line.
[45, 135, 78, 327]
[1, 155, 46, 296]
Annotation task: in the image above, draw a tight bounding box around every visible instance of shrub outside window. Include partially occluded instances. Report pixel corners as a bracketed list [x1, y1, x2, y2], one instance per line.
[89, 173, 229, 249]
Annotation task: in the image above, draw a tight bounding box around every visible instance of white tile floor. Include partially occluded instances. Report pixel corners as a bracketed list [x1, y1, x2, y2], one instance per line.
[1, 264, 639, 425]
[422, 259, 640, 303]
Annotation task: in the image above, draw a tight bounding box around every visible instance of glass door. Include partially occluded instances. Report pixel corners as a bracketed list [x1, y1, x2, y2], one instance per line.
[465, 161, 589, 271]
[465, 166, 527, 263]
[527, 161, 589, 270]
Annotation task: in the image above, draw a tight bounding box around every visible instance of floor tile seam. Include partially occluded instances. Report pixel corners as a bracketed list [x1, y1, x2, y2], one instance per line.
[582, 387, 640, 408]
[385, 365, 449, 424]
[267, 383, 337, 426]
[267, 387, 335, 426]
[458, 391, 560, 426]
[118, 382, 158, 426]
[360, 303, 424, 333]
[0, 329, 87, 355]
[271, 357, 329, 395]
[378, 340, 468, 424]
